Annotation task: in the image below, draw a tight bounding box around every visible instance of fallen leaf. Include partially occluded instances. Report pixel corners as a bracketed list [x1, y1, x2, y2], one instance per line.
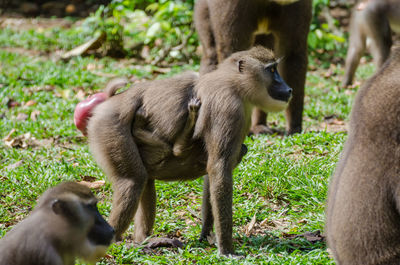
[5, 161, 23, 170]
[3, 129, 16, 141]
[3, 131, 38, 149]
[78, 180, 105, 189]
[271, 219, 290, 229]
[323, 70, 333, 78]
[62, 31, 106, 59]
[186, 207, 201, 220]
[141, 46, 150, 59]
[30, 110, 40, 121]
[152, 67, 171, 74]
[145, 237, 184, 249]
[344, 90, 354, 96]
[16, 113, 28, 121]
[245, 213, 257, 236]
[260, 217, 269, 226]
[25, 100, 37, 106]
[75, 89, 86, 101]
[282, 230, 325, 243]
[86, 63, 97, 71]
[207, 233, 216, 245]
[39, 85, 56, 92]
[55, 89, 72, 99]
[7, 99, 20, 108]
[82, 175, 97, 182]
[302, 231, 325, 242]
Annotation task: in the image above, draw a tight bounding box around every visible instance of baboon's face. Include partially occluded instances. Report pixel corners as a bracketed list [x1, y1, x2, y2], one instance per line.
[50, 187, 115, 263]
[248, 59, 292, 112]
[78, 198, 115, 262]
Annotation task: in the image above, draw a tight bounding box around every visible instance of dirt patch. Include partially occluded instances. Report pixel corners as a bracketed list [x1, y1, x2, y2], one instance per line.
[314, 116, 348, 133]
[0, 16, 76, 30]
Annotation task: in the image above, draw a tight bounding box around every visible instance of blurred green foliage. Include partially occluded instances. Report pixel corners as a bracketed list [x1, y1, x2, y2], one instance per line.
[79, 0, 197, 64]
[308, 0, 347, 66]
[79, 0, 347, 65]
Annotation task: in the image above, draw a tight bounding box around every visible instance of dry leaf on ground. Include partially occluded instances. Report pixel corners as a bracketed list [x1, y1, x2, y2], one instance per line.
[245, 213, 257, 236]
[78, 180, 105, 189]
[7, 99, 20, 108]
[282, 230, 325, 243]
[207, 233, 216, 245]
[30, 110, 41, 121]
[16, 113, 28, 121]
[82, 175, 97, 182]
[5, 161, 23, 170]
[3, 130, 39, 149]
[145, 238, 184, 249]
[25, 100, 37, 106]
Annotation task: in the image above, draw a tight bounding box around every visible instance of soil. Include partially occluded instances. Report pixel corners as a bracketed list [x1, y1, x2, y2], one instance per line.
[0, 0, 111, 18]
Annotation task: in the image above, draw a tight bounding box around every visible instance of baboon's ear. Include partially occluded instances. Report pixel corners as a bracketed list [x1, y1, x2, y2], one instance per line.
[237, 60, 244, 73]
[52, 199, 66, 215]
[52, 199, 78, 221]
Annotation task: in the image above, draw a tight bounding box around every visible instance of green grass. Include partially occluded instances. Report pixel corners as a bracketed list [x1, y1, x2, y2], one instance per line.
[0, 20, 376, 264]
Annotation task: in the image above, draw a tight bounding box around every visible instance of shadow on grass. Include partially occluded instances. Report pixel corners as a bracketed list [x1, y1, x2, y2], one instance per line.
[187, 230, 326, 255]
[239, 231, 326, 254]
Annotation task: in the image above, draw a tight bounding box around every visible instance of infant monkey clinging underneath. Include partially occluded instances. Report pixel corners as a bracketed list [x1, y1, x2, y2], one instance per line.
[87, 46, 292, 255]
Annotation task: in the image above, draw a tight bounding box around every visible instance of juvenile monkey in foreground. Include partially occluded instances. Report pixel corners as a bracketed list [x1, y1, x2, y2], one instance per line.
[342, 0, 400, 86]
[194, 0, 311, 134]
[326, 48, 400, 264]
[0, 182, 114, 265]
[87, 46, 292, 255]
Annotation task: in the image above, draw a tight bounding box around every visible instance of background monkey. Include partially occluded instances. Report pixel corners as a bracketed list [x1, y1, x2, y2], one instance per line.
[0, 182, 114, 265]
[194, 0, 312, 135]
[87, 46, 292, 255]
[342, 0, 400, 87]
[326, 48, 400, 264]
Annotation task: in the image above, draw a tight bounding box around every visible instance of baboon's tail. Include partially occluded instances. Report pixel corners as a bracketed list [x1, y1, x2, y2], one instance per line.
[104, 77, 129, 97]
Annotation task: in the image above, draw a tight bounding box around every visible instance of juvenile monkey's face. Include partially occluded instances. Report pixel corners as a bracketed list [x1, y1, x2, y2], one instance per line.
[52, 190, 114, 263]
[250, 60, 292, 112]
[80, 201, 115, 263]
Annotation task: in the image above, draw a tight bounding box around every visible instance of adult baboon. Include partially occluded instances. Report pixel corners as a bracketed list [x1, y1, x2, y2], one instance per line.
[326, 48, 400, 264]
[0, 182, 114, 265]
[342, 0, 400, 86]
[87, 47, 292, 255]
[194, 0, 312, 134]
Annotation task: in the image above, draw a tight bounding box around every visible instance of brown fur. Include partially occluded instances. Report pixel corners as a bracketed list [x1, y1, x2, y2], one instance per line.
[194, 0, 312, 135]
[87, 46, 291, 255]
[131, 97, 201, 165]
[326, 47, 400, 265]
[342, 0, 400, 86]
[0, 182, 114, 265]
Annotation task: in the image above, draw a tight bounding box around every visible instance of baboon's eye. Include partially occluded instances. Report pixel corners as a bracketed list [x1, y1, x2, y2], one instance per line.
[264, 63, 277, 74]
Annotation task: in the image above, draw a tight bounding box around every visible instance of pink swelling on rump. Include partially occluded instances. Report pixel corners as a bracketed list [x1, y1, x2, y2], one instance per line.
[74, 92, 108, 136]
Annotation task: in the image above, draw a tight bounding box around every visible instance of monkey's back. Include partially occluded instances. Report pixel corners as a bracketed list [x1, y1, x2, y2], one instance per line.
[141, 72, 198, 139]
[326, 48, 400, 265]
[88, 71, 208, 180]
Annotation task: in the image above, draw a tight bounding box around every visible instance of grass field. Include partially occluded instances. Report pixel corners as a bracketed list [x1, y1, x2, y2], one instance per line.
[0, 18, 375, 264]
